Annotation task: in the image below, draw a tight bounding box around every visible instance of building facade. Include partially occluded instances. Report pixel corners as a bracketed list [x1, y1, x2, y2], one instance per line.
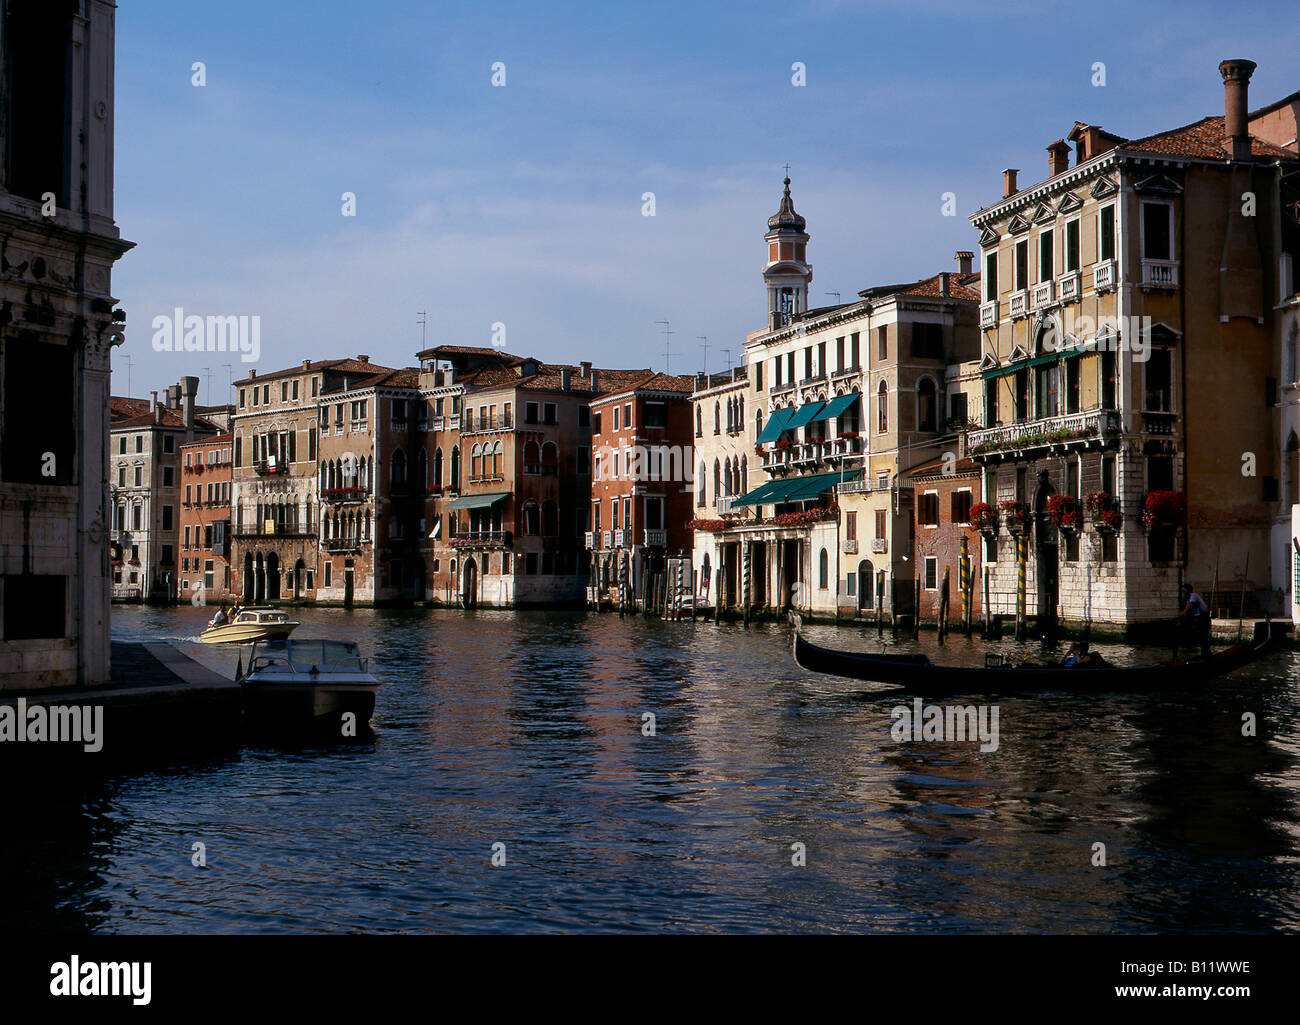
[0, 1, 133, 689]
[967, 57, 1300, 630]
[178, 432, 234, 604]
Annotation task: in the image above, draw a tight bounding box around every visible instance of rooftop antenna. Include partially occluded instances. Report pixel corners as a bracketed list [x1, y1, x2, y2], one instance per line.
[417, 311, 428, 349]
[697, 336, 709, 375]
[119, 352, 133, 398]
[826, 291, 841, 302]
[721, 348, 732, 372]
[655, 320, 676, 373]
[223, 364, 234, 405]
[201, 366, 212, 407]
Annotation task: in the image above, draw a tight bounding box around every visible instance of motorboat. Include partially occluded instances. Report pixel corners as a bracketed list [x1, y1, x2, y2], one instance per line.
[790, 612, 1275, 695]
[199, 606, 300, 645]
[236, 637, 380, 724]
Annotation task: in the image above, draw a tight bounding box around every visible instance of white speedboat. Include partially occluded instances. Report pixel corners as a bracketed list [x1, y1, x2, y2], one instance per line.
[199, 606, 300, 645]
[237, 638, 380, 724]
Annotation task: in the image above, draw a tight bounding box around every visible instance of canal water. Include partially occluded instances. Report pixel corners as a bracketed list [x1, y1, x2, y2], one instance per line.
[8, 605, 1300, 933]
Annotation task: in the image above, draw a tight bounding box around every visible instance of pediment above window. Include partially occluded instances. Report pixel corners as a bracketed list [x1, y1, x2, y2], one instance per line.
[1057, 192, 1082, 214]
[1031, 202, 1055, 224]
[1135, 173, 1182, 195]
[1008, 215, 1032, 236]
[1090, 176, 1117, 199]
[979, 225, 1001, 248]
[978, 351, 1000, 371]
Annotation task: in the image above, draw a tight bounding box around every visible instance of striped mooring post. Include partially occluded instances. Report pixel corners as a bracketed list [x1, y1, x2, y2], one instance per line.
[1015, 531, 1027, 641]
[619, 557, 628, 619]
[959, 535, 971, 635]
[675, 559, 684, 620]
[742, 542, 751, 626]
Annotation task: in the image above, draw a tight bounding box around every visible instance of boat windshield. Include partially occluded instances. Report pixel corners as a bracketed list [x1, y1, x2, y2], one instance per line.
[287, 640, 363, 671]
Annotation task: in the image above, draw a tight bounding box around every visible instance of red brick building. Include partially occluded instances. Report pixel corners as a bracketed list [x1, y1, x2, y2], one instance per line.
[908, 453, 984, 625]
[179, 432, 235, 604]
[589, 372, 697, 600]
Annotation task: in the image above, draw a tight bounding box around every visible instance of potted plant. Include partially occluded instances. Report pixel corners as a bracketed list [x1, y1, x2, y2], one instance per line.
[969, 501, 999, 535]
[1142, 490, 1187, 529]
[1047, 494, 1083, 532]
[999, 499, 1029, 534]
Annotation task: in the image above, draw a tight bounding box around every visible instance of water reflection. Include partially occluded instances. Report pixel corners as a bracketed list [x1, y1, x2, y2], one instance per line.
[6, 605, 1296, 933]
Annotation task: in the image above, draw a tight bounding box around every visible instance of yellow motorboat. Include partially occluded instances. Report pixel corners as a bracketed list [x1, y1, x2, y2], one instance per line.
[199, 606, 300, 645]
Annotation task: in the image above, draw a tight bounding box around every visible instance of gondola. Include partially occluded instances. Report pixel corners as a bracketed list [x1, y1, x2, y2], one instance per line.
[790, 613, 1276, 695]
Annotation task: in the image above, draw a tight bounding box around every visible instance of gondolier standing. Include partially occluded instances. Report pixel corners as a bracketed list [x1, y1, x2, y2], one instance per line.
[1177, 583, 1211, 659]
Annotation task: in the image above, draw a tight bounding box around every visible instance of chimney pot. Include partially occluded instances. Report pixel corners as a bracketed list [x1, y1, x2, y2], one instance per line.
[1003, 168, 1020, 198]
[1220, 58, 1258, 161]
[954, 250, 974, 274]
[1047, 140, 1070, 177]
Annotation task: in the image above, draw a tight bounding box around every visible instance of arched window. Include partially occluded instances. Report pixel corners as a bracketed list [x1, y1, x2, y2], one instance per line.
[542, 500, 558, 537]
[724, 457, 732, 497]
[415, 448, 428, 490]
[714, 401, 720, 435]
[755, 408, 764, 438]
[877, 381, 889, 433]
[696, 407, 702, 437]
[470, 443, 482, 480]
[698, 462, 706, 507]
[917, 377, 938, 433]
[740, 456, 747, 490]
[739, 395, 744, 423]
[541, 441, 558, 476]
[524, 501, 540, 536]
[713, 458, 721, 503]
[434, 448, 443, 487]
[492, 440, 503, 478]
[391, 448, 406, 486]
[819, 548, 829, 590]
[450, 446, 460, 489]
[524, 440, 541, 474]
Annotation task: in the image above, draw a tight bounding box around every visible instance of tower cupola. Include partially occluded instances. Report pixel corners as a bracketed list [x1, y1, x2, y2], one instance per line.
[763, 176, 812, 329]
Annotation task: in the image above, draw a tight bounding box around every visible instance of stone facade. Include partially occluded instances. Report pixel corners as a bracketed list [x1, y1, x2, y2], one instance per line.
[0, 1, 133, 690]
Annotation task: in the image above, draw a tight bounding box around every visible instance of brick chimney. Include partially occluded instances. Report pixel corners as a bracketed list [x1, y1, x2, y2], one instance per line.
[168, 383, 181, 409]
[1220, 58, 1258, 161]
[1048, 140, 1070, 177]
[357, 354, 370, 363]
[954, 250, 974, 274]
[695, 371, 707, 391]
[560, 367, 572, 391]
[939, 272, 951, 297]
[580, 361, 592, 377]
[589, 369, 599, 393]
[1003, 168, 1019, 198]
[181, 376, 199, 428]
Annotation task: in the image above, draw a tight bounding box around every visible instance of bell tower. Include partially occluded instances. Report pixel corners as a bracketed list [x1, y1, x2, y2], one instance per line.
[763, 176, 812, 329]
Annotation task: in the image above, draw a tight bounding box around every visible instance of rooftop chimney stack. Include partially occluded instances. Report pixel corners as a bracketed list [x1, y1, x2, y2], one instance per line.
[1220, 58, 1257, 162]
[1048, 140, 1070, 177]
[695, 372, 707, 391]
[580, 361, 592, 377]
[168, 383, 181, 409]
[357, 354, 370, 363]
[954, 250, 974, 274]
[589, 369, 599, 393]
[181, 375, 199, 429]
[939, 272, 951, 298]
[560, 368, 572, 391]
[1003, 168, 1019, 198]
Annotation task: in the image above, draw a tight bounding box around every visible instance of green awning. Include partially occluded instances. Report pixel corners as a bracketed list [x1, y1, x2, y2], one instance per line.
[444, 491, 511, 510]
[782, 470, 860, 501]
[811, 392, 859, 423]
[731, 479, 786, 507]
[785, 402, 826, 430]
[756, 407, 796, 444]
[981, 361, 1024, 380]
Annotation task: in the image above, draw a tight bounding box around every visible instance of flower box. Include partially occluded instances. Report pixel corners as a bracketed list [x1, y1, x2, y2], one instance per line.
[1142, 490, 1187, 529]
[999, 499, 1029, 533]
[1047, 494, 1082, 531]
[969, 501, 998, 534]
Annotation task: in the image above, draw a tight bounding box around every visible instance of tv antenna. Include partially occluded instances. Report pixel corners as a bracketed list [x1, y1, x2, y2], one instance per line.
[721, 348, 732, 371]
[826, 291, 841, 302]
[417, 311, 429, 349]
[655, 320, 676, 373]
[697, 336, 709, 375]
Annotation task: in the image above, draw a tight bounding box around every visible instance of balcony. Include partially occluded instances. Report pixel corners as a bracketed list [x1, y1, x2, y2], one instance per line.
[1141, 259, 1179, 289]
[967, 408, 1122, 458]
[1057, 272, 1080, 303]
[716, 496, 735, 516]
[449, 530, 511, 550]
[843, 539, 858, 555]
[321, 486, 368, 504]
[603, 530, 614, 547]
[644, 529, 667, 547]
[769, 381, 795, 397]
[323, 538, 363, 553]
[584, 531, 596, 549]
[871, 538, 888, 554]
[1094, 260, 1115, 292]
[831, 365, 861, 381]
[461, 413, 514, 434]
[980, 301, 998, 329]
[1141, 410, 1176, 435]
[1031, 281, 1054, 311]
[392, 420, 408, 433]
[798, 374, 826, 389]
[254, 458, 288, 476]
[613, 528, 626, 547]
[1008, 290, 1028, 319]
[234, 526, 313, 539]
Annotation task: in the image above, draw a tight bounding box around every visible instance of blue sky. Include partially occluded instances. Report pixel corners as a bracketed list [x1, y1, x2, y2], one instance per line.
[112, 0, 1300, 405]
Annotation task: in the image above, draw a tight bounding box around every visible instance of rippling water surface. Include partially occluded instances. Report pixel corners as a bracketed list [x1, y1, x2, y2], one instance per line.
[7, 605, 1300, 934]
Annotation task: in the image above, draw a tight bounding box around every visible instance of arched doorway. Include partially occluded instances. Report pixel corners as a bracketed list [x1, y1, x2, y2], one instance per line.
[857, 559, 874, 612]
[462, 557, 478, 608]
[344, 558, 354, 607]
[243, 552, 255, 602]
[254, 552, 265, 603]
[266, 552, 281, 600]
[1033, 471, 1058, 626]
[294, 558, 306, 600]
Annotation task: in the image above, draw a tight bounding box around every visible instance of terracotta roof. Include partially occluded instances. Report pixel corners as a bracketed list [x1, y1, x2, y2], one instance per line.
[340, 367, 422, 391]
[859, 271, 981, 304]
[110, 396, 152, 422]
[419, 344, 521, 360]
[592, 371, 696, 400]
[181, 431, 233, 447]
[235, 358, 394, 386]
[905, 452, 979, 478]
[1122, 115, 1295, 160]
[111, 408, 221, 432]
